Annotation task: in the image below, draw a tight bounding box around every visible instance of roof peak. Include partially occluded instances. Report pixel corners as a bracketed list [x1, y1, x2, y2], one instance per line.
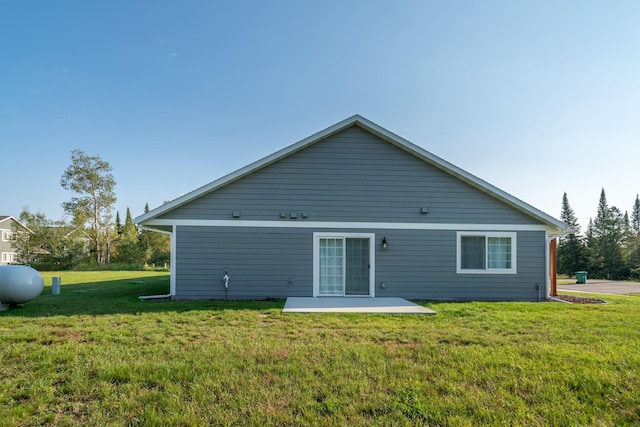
[136, 115, 568, 233]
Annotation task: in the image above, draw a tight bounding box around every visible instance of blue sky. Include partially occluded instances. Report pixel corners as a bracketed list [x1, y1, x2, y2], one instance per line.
[2, 1, 639, 231]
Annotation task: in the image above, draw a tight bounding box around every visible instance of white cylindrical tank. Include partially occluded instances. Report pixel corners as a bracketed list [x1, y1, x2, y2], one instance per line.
[0, 265, 44, 304]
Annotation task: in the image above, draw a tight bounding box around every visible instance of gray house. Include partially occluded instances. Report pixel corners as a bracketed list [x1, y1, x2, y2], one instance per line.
[0, 216, 28, 265]
[136, 115, 569, 301]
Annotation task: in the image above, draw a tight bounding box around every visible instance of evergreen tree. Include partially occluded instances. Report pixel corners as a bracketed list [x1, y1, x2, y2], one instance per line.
[557, 193, 586, 276]
[140, 203, 171, 268]
[588, 189, 625, 279]
[113, 207, 144, 264]
[632, 195, 640, 237]
[585, 218, 594, 272]
[124, 208, 135, 232]
[586, 218, 594, 238]
[623, 211, 632, 241]
[115, 211, 122, 236]
[626, 195, 640, 277]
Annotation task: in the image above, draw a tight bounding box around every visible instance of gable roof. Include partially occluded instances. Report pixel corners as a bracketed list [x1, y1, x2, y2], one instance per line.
[0, 215, 32, 233]
[136, 115, 570, 235]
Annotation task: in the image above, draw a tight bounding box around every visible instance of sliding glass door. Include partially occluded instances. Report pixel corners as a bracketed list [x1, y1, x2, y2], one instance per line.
[316, 234, 373, 296]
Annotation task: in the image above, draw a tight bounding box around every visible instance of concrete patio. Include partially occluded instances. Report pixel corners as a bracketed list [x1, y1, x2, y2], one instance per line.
[282, 297, 436, 314]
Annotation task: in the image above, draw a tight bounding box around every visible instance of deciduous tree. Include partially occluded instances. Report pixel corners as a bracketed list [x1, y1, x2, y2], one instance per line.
[12, 207, 88, 269]
[11, 208, 48, 265]
[60, 149, 116, 264]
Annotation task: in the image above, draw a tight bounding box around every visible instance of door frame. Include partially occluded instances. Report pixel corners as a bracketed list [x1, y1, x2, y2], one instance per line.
[312, 232, 376, 297]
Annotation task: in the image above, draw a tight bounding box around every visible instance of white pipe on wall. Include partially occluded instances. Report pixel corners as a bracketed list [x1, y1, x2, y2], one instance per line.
[545, 234, 551, 300]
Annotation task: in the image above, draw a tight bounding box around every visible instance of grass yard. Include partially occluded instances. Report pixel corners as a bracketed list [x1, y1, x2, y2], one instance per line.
[1, 272, 639, 426]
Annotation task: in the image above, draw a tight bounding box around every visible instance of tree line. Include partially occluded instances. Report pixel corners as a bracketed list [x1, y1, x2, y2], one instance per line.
[558, 190, 640, 280]
[13, 150, 169, 270]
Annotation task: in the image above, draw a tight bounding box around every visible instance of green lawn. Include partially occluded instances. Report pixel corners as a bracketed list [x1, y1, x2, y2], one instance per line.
[1, 272, 639, 426]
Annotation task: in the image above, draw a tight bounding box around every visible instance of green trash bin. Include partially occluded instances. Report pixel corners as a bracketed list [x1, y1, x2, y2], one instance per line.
[576, 271, 587, 284]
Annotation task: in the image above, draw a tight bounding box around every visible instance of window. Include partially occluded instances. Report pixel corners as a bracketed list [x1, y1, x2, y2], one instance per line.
[2, 252, 17, 263]
[457, 232, 516, 274]
[1, 231, 14, 241]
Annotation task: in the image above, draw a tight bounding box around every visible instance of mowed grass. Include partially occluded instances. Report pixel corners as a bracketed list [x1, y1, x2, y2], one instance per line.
[1, 272, 639, 426]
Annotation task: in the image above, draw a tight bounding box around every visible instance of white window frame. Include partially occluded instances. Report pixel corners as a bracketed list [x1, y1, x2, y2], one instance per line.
[1, 230, 14, 241]
[456, 231, 517, 274]
[2, 252, 17, 263]
[313, 232, 375, 297]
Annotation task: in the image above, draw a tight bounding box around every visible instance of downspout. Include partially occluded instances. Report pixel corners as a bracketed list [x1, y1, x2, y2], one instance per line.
[170, 225, 176, 297]
[545, 232, 551, 300]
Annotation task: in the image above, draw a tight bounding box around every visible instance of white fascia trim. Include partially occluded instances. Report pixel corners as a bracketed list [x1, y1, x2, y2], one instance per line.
[140, 226, 172, 235]
[144, 219, 551, 232]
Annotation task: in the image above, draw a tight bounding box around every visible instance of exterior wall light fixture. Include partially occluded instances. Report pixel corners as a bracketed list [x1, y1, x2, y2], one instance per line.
[382, 237, 388, 250]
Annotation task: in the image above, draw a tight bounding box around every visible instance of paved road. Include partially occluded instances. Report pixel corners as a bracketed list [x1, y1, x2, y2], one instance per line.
[558, 280, 640, 295]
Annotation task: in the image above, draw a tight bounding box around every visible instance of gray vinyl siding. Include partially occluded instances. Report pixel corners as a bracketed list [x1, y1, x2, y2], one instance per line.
[160, 126, 538, 225]
[0, 225, 16, 265]
[174, 227, 313, 300]
[173, 226, 546, 301]
[375, 230, 546, 301]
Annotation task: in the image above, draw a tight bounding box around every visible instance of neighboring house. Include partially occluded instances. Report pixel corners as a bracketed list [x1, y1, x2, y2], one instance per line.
[0, 216, 28, 265]
[136, 115, 570, 301]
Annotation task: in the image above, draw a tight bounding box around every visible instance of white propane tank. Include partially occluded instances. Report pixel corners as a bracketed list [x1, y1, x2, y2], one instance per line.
[0, 265, 44, 305]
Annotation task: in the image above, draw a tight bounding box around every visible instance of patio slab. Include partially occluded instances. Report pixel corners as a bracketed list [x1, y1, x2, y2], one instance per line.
[283, 297, 436, 314]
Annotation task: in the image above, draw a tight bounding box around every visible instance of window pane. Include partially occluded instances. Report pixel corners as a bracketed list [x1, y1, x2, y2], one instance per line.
[319, 238, 343, 295]
[461, 236, 485, 269]
[488, 237, 511, 269]
[345, 238, 369, 295]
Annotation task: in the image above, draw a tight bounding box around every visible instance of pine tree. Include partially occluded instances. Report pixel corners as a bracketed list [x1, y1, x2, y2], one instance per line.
[557, 193, 586, 276]
[588, 189, 625, 279]
[623, 211, 631, 241]
[632, 195, 640, 237]
[626, 195, 640, 276]
[115, 211, 122, 236]
[113, 207, 144, 264]
[140, 203, 171, 268]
